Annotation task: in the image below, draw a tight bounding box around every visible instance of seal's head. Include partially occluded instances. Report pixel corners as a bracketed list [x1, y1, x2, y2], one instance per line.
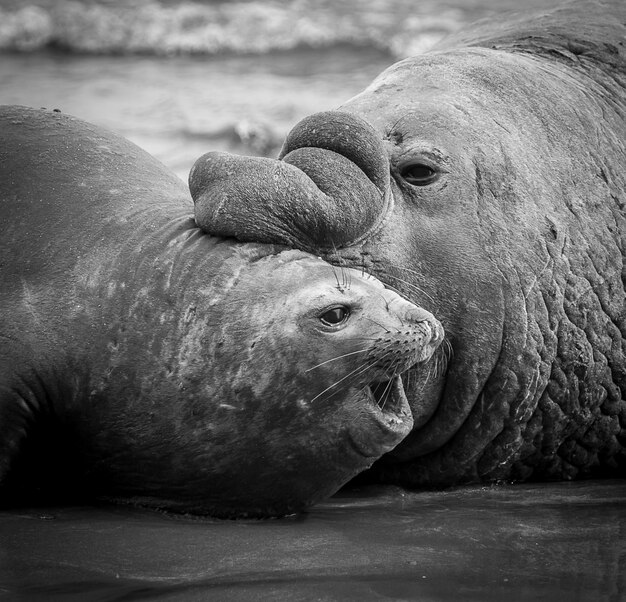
[224, 253, 444, 455]
[80, 249, 443, 518]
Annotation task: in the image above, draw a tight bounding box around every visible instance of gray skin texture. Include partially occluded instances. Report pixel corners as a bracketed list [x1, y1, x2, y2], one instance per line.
[190, 0, 626, 486]
[0, 106, 444, 517]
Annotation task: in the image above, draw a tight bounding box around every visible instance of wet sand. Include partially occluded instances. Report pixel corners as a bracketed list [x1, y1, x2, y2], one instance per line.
[1, 480, 624, 601]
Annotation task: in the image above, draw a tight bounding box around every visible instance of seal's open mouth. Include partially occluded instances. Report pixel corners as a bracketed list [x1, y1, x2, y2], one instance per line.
[346, 375, 413, 460]
[367, 375, 412, 429]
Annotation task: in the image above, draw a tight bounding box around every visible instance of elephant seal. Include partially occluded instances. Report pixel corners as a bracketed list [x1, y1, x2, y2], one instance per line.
[0, 105, 444, 517]
[189, 0, 626, 487]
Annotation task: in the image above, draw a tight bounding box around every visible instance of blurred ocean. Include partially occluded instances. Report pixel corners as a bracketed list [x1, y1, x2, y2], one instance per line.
[0, 0, 563, 181]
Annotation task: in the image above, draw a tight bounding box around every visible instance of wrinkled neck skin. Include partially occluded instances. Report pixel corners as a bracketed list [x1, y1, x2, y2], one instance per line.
[332, 45, 626, 483]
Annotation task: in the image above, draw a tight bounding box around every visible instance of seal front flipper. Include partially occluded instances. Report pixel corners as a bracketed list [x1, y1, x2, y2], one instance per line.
[0, 341, 42, 503]
[0, 336, 78, 505]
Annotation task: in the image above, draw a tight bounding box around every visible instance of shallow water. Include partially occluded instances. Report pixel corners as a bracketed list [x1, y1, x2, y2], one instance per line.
[0, 45, 394, 181]
[1, 481, 625, 601]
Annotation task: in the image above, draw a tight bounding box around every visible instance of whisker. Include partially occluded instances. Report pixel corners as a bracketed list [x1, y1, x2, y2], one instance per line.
[383, 273, 435, 304]
[377, 291, 391, 313]
[305, 348, 371, 372]
[391, 264, 436, 283]
[427, 339, 451, 380]
[437, 339, 453, 377]
[360, 251, 368, 277]
[376, 370, 397, 411]
[342, 258, 351, 291]
[436, 353, 446, 379]
[431, 357, 440, 382]
[309, 356, 384, 403]
[330, 262, 343, 292]
[328, 241, 350, 292]
[362, 316, 393, 333]
[404, 367, 413, 393]
[378, 279, 432, 311]
[426, 363, 434, 385]
[308, 339, 400, 403]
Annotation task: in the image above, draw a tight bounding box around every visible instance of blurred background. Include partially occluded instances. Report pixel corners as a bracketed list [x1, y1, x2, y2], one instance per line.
[0, 0, 561, 182]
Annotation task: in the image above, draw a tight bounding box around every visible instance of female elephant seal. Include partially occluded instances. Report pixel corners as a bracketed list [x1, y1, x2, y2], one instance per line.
[190, 0, 626, 487]
[0, 105, 444, 517]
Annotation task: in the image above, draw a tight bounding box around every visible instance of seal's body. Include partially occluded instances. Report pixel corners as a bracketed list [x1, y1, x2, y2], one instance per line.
[190, 0, 626, 485]
[0, 106, 442, 516]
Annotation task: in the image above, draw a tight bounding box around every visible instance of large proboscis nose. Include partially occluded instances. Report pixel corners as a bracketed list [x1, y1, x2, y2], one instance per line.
[189, 111, 389, 250]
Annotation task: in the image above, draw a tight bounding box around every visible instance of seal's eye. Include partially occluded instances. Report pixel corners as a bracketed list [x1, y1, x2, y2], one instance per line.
[320, 306, 350, 326]
[399, 162, 437, 186]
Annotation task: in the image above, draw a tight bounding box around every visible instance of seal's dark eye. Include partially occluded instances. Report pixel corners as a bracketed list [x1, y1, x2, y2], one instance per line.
[399, 162, 437, 186]
[320, 306, 350, 326]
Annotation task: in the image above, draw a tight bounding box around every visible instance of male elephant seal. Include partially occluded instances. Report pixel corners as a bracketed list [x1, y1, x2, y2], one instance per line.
[189, 0, 626, 486]
[0, 106, 443, 517]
